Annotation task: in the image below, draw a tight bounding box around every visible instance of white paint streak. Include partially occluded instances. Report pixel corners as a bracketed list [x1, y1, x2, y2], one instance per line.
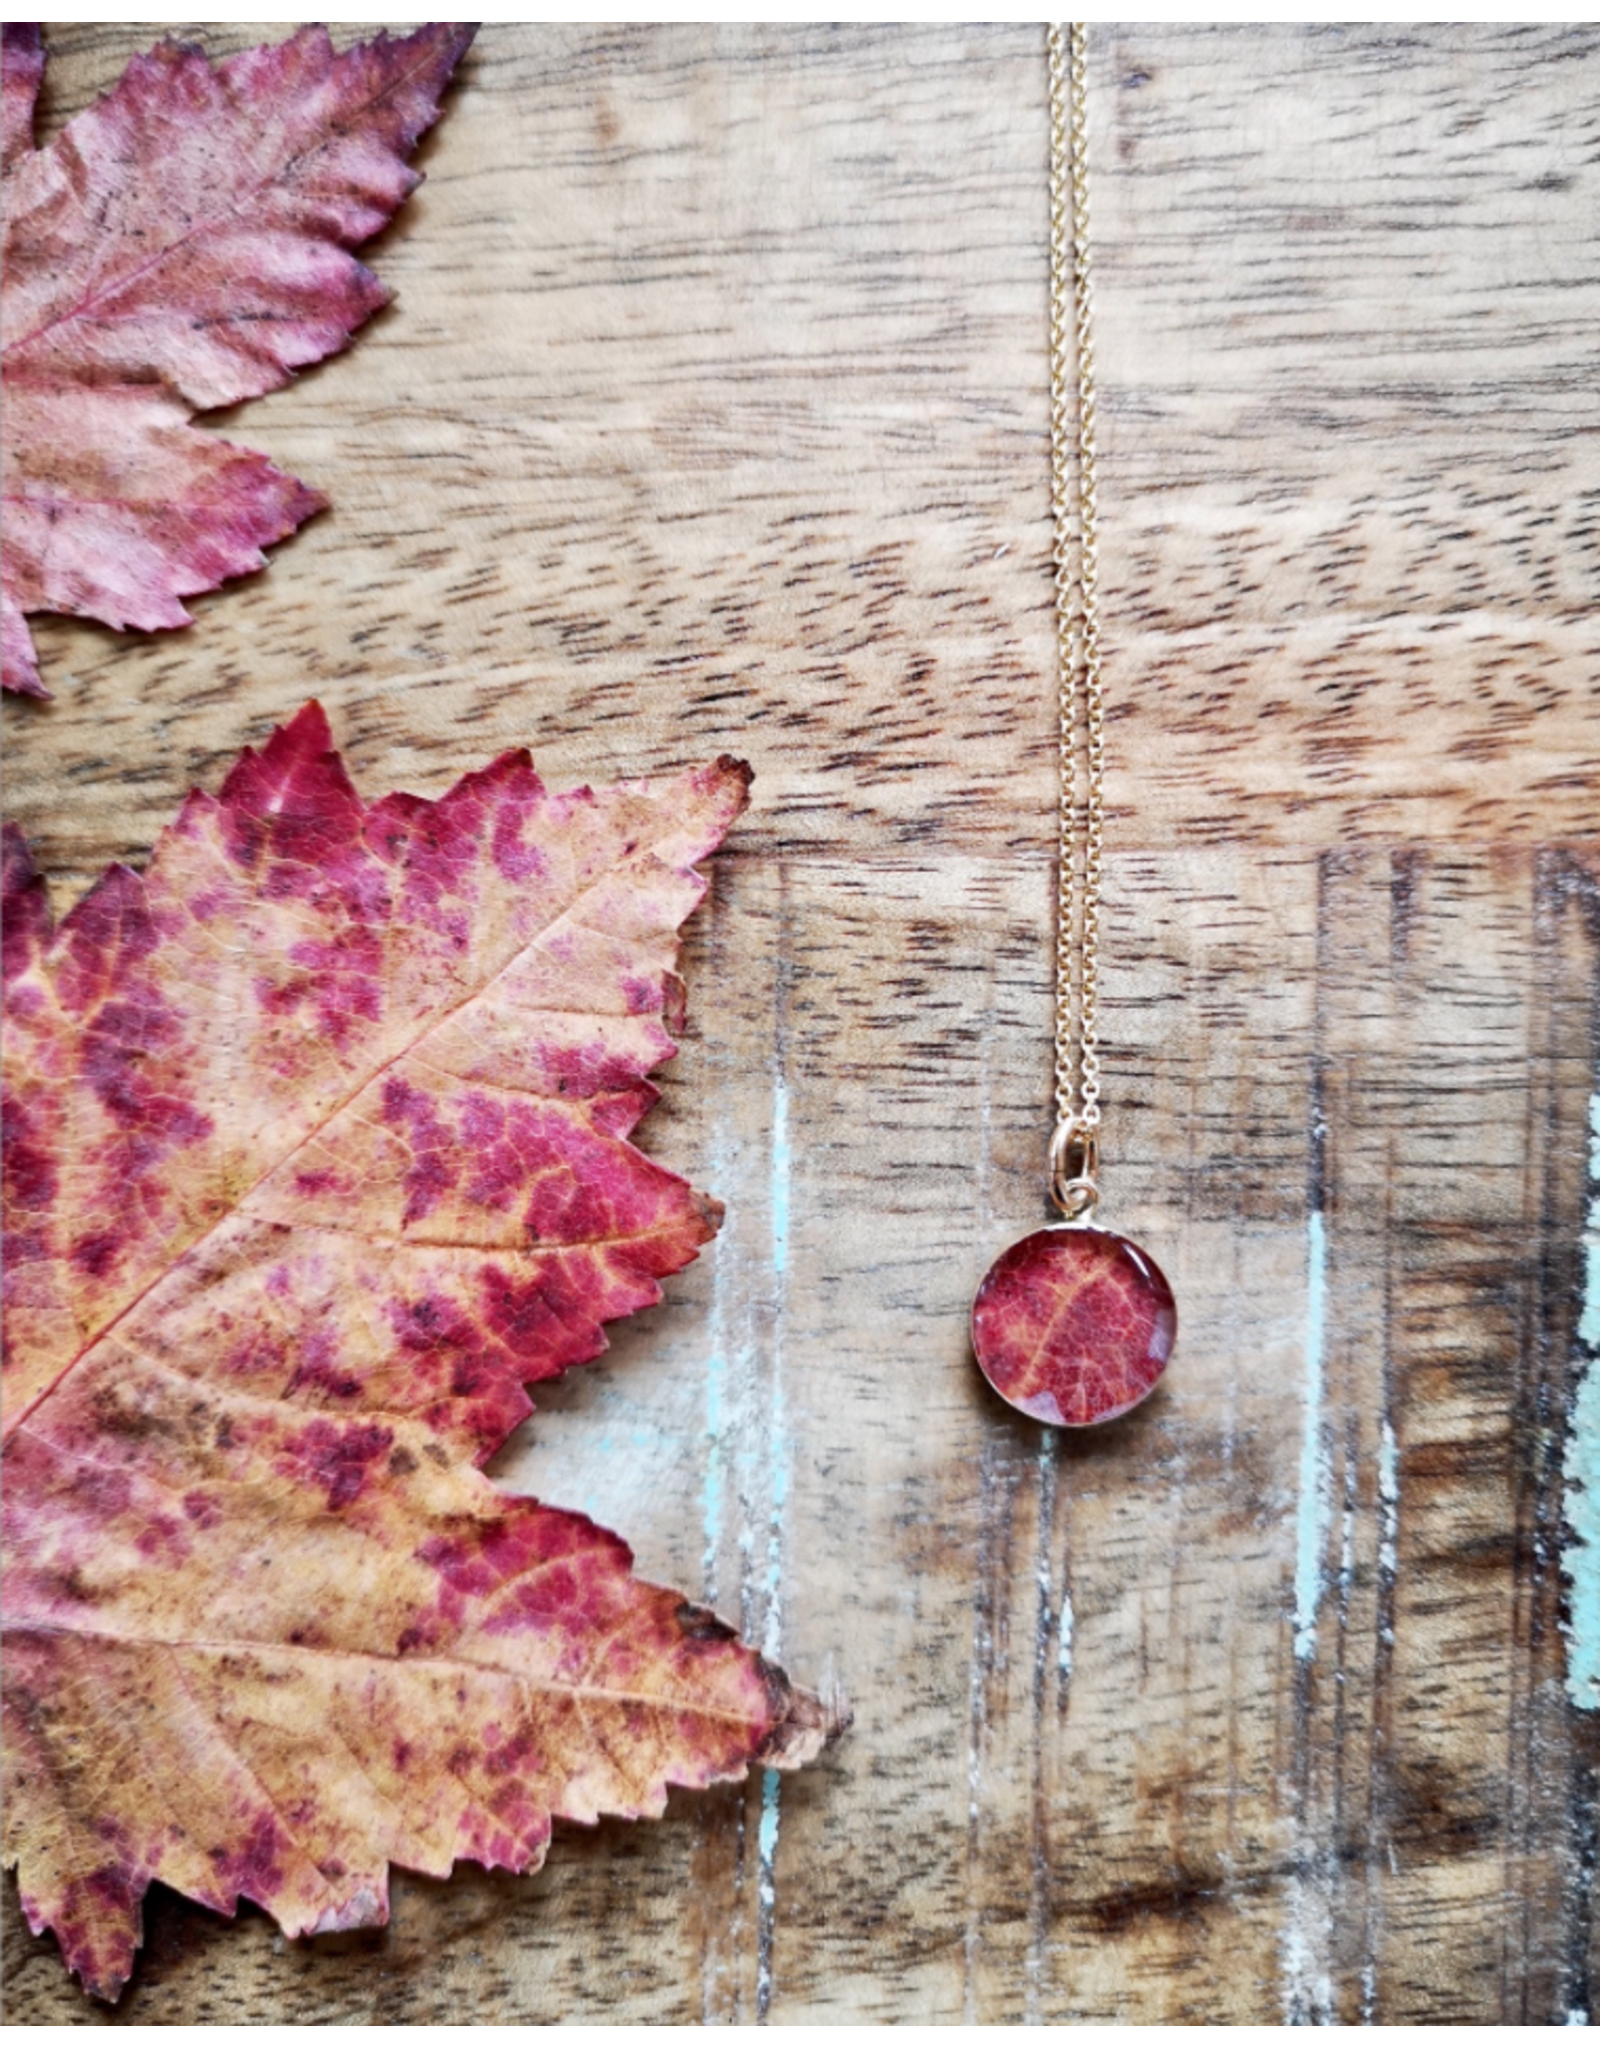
[1377, 1414, 1399, 1646]
[963, 1582, 989, 2029]
[770, 1074, 791, 1288]
[1281, 1902, 1335, 2026]
[965, 1034, 994, 2026]
[1058, 1581, 1075, 1683]
[763, 1073, 791, 1664]
[1283, 1207, 1337, 2022]
[1294, 1208, 1331, 1661]
[1337, 1493, 1355, 1678]
[702, 1357, 725, 1603]
[702, 1128, 731, 1609]
[1026, 1429, 1057, 2026]
[1560, 1088, 1600, 1710]
[1377, 1418, 1399, 1578]
[756, 1069, 792, 2016]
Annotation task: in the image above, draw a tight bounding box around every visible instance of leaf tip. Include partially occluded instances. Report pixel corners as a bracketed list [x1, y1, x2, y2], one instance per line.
[707, 756, 754, 835]
[667, 755, 753, 862]
[282, 697, 335, 750]
[757, 1673, 853, 1772]
[412, 22, 479, 75]
[2, 592, 47, 697]
[712, 754, 755, 800]
[17, 1875, 142, 2006]
[692, 1186, 726, 1243]
[330, 21, 476, 136]
[212, 699, 353, 828]
[292, 480, 331, 522]
[263, 697, 337, 768]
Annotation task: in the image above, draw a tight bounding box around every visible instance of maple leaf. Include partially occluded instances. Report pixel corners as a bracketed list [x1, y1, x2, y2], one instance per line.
[0, 22, 473, 697]
[1, 705, 829, 2001]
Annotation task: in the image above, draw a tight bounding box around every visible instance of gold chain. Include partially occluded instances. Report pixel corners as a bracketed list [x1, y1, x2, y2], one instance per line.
[1046, 22, 1104, 1223]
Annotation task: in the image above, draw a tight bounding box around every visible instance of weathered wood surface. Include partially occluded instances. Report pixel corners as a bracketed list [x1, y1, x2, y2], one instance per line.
[5, 21, 1598, 2024]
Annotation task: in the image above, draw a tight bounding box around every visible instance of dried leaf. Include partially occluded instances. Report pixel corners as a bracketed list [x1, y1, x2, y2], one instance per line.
[2, 705, 827, 2000]
[0, 22, 473, 696]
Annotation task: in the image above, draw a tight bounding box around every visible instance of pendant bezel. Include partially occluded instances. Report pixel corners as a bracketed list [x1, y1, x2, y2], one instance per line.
[971, 1220, 1176, 1428]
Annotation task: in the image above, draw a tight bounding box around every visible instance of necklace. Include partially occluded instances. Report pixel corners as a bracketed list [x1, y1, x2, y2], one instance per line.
[970, 23, 1177, 1428]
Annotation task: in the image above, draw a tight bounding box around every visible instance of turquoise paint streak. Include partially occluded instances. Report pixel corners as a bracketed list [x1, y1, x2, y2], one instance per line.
[1293, 1209, 1330, 1661]
[758, 1767, 782, 1876]
[1561, 1091, 1600, 1710]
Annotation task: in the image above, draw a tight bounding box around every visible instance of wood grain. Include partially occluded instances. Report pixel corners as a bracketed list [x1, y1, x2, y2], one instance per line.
[4, 21, 1597, 2023]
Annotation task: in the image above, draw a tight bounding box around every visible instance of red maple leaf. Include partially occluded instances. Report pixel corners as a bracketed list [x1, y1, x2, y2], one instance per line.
[0, 22, 473, 697]
[1, 706, 829, 2001]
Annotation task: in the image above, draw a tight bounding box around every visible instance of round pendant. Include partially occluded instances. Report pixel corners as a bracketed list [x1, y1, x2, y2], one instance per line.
[972, 1225, 1176, 1427]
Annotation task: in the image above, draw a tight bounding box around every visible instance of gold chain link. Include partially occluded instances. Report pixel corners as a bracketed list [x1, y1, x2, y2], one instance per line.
[1046, 22, 1104, 1222]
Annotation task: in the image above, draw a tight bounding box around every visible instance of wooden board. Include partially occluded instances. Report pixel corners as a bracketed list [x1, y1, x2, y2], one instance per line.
[5, 21, 1598, 2024]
